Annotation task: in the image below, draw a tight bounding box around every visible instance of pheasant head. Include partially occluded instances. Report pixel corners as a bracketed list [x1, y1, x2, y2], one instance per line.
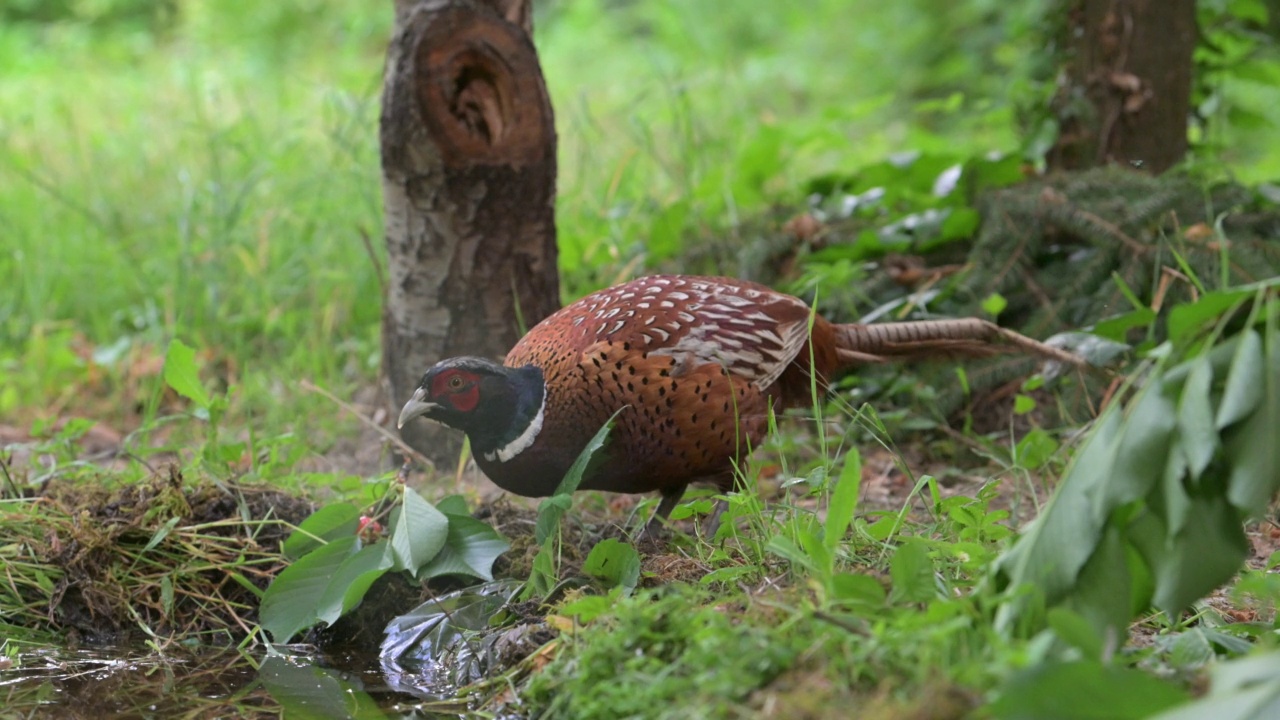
[397, 357, 546, 464]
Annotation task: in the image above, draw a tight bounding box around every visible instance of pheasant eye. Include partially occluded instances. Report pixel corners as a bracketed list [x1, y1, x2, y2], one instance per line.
[448, 375, 464, 390]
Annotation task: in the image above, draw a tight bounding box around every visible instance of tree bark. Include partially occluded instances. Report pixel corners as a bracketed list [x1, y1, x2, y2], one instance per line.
[382, 0, 560, 466]
[1047, 0, 1196, 174]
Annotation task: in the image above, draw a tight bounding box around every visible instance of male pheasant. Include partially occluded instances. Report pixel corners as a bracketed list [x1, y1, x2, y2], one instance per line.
[397, 274, 1081, 530]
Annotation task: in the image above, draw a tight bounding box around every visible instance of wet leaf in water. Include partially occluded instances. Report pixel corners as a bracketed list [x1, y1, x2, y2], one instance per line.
[259, 653, 388, 719]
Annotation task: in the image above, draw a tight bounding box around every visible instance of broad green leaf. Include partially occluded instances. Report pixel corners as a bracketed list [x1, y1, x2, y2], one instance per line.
[965, 153, 1025, 191]
[1013, 394, 1036, 415]
[583, 538, 641, 591]
[994, 409, 1124, 634]
[1231, 56, 1280, 84]
[559, 595, 614, 623]
[1046, 608, 1105, 661]
[699, 565, 757, 586]
[1177, 356, 1219, 480]
[1153, 495, 1248, 616]
[766, 534, 816, 574]
[552, 413, 619, 497]
[863, 515, 899, 541]
[1151, 652, 1280, 720]
[889, 539, 934, 603]
[1123, 510, 1163, 613]
[1167, 289, 1250, 345]
[418, 514, 510, 582]
[162, 338, 211, 409]
[435, 494, 470, 516]
[1099, 379, 1175, 511]
[1225, 318, 1280, 514]
[259, 655, 387, 720]
[1226, 106, 1273, 131]
[802, 465, 828, 489]
[797, 524, 832, 578]
[1063, 526, 1136, 640]
[1155, 682, 1280, 720]
[534, 495, 573, 547]
[982, 293, 1008, 317]
[825, 449, 861, 551]
[998, 411, 1123, 592]
[669, 497, 714, 521]
[1216, 330, 1263, 429]
[1161, 446, 1193, 535]
[1165, 331, 1246, 384]
[1165, 628, 1215, 669]
[1198, 628, 1253, 657]
[1014, 428, 1058, 471]
[316, 543, 394, 625]
[1093, 307, 1157, 342]
[535, 412, 619, 545]
[991, 661, 1187, 720]
[283, 504, 361, 560]
[388, 488, 449, 575]
[830, 573, 886, 608]
[1209, 650, 1280, 693]
[260, 535, 358, 643]
[524, 544, 557, 599]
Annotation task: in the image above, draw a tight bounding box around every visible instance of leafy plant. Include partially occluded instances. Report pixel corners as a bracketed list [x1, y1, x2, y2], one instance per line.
[583, 538, 641, 593]
[994, 281, 1280, 641]
[990, 659, 1189, 720]
[259, 488, 508, 643]
[1152, 651, 1280, 719]
[523, 413, 620, 600]
[799, 151, 1025, 266]
[258, 652, 386, 719]
[765, 447, 875, 606]
[162, 338, 232, 461]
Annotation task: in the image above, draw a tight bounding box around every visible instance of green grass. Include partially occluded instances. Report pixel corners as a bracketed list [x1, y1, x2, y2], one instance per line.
[0, 4, 388, 431]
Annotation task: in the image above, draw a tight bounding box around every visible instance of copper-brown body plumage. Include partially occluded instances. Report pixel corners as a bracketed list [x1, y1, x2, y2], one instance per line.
[488, 275, 840, 499]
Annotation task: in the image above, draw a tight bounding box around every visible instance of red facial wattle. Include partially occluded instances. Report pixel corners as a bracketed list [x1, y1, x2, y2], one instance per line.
[430, 369, 482, 413]
[449, 384, 480, 412]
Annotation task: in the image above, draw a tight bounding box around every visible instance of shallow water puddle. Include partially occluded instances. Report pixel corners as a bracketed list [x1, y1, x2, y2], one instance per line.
[0, 645, 474, 718]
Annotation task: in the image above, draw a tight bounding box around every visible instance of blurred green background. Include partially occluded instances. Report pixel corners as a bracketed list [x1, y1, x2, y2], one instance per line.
[2, 0, 1277, 437]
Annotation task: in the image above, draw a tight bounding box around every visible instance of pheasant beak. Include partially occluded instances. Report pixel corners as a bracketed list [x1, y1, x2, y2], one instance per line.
[397, 388, 441, 429]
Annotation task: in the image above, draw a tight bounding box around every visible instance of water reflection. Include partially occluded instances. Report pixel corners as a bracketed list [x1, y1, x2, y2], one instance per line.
[0, 645, 473, 718]
[1, 646, 270, 718]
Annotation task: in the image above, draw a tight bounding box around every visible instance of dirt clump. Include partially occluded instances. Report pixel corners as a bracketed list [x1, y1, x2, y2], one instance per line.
[5, 468, 312, 644]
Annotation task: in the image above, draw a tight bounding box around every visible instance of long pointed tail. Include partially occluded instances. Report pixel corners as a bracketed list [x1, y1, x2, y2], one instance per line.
[832, 318, 1086, 368]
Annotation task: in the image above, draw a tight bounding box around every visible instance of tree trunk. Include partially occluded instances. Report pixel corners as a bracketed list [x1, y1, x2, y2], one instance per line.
[1047, 0, 1196, 174]
[382, 0, 560, 466]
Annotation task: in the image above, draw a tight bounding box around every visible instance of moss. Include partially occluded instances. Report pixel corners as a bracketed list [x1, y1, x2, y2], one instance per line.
[523, 588, 800, 719]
